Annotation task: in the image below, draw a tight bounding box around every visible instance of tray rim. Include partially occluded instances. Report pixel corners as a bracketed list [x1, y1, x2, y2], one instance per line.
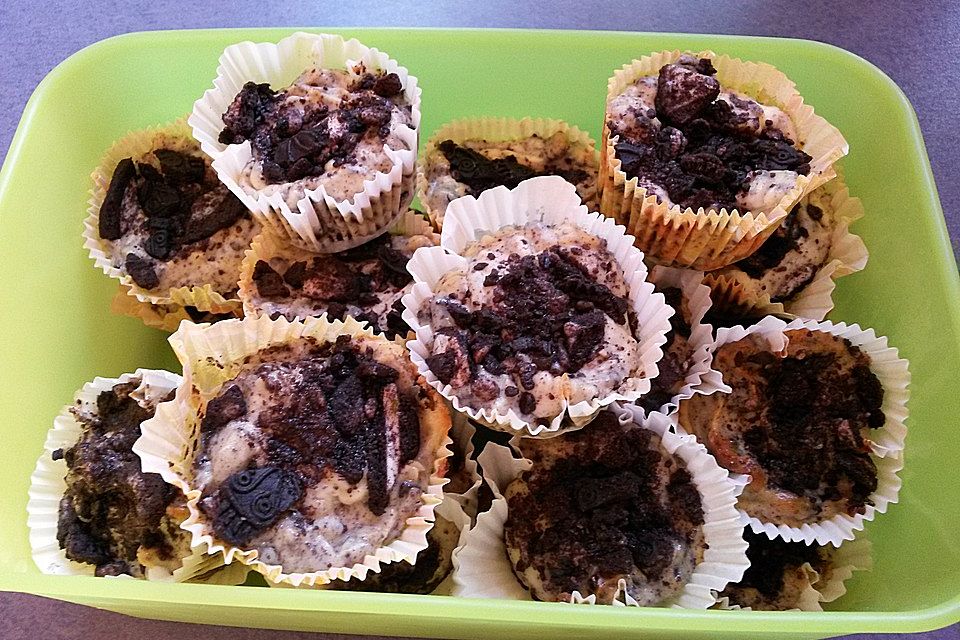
[1, 26, 958, 637]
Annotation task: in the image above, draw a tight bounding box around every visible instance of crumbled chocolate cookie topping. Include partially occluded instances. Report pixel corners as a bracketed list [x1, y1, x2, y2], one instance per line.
[610, 56, 812, 211]
[426, 248, 632, 398]
[504, 412, 703, 599]
[729, 530, 824, 598]
[252, 234, 415, 338]
[742, 340, 884, 512]
[735, 202, 811, 281]
[638, 286, 691, 411]
[218, 71, 405, 184]
[438, 140, 589, 197]
[99, 148, 248, 289]
[56, 380, 177, 577]
[201, 337, 422, 545]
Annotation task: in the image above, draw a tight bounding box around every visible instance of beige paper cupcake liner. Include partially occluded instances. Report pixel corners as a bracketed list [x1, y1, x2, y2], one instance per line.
[714, 534, 872, 611]
[189, 32, 421, 253]
[26, 369, 228, 582]
[110, 285, 241, 332]
[639, 265, 725, 418]
[599, 50, 848, 270]
[83, 118, 249, 312]
[679, 316, 908, 545]
[237, 209, 438, 329]
[452, 409, 748, 607]
[403, 175, 674, 437]
[415, 116, 600, 229]
[703, 173, 868, 321]
[134, 314, 451, 587]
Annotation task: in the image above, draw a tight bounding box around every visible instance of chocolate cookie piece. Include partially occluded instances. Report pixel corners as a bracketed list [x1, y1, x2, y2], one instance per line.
[727, 530, 824, 601]
[201, 383, 248, 433]
[735, 202, 810, 280]
[252, 260, 289, 298]
[125, 252, 160, 290]
[100, 158, 137, 240]
[656, 60, 720, 126]
[213, 466, 303, 546]
[56, 380, 178, 576]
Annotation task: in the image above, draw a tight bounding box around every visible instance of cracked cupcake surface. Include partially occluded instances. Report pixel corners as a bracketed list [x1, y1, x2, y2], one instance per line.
[679, 328, 884, 527]
[218, 67, 414, 205]
[422, 131, 598, 223]
[193, 334, 447, 574]
[606, 54, 811, 214]
[55, 377, 189, 577]
[503, 411, 706, 604]
[248, 228, 434, 339]
[98, 144, 260, 296]
[418, 221, 644, 422]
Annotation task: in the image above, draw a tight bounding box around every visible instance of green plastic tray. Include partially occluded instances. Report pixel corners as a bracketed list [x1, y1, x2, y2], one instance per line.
[0, 27, 957, 639]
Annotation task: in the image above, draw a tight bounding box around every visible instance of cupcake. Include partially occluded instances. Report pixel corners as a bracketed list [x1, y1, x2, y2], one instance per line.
[717, 531, 871, 611]
[28, 371, 192, 578]
[677, 317, 908, 543]
[704, 175, 867, 321]
[600, 51, 847, 269]
[405, 176, 673, 436]
[451, 409, 749, 607]
[134, 315, 451, 586]
[190, 32, 421, 252]
[85, 120, 260, 315]
[635, 266, 721, 417]
[238, 210, 437, 339]
[417, 117, 599, 229]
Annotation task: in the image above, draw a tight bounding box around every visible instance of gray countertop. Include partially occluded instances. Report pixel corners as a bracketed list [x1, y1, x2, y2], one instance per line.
[0, 1, 957, 639]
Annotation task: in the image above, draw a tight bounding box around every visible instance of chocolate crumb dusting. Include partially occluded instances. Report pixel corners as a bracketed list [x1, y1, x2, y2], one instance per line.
[504, 412, 703, 602]
[218, 71, 406, 184]
[200, 338, 423, 546]
[56, 379, 177, 577]
[610, 56, 812, 212]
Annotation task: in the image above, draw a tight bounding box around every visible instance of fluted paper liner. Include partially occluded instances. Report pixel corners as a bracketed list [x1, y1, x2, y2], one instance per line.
[26, 369, 242, 583]
[238, 209, 438, 327]
[83, 118, 250, 313]
[110, 285, 241, 332]
[134, 314, 451, 587]
[677, 316, 908, 545]
[600, 50, 848, 270]
[703, 173, 868, 321]
[452, 409, 748, 607]
[638, 265, 725, 419]
[403, 176, 674, 437]
[715, 535, 872, 611]
[189, 32, 421, 252]
[416, 117, 600, 229]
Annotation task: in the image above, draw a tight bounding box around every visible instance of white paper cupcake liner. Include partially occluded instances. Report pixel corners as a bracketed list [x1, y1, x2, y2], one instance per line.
[402, 175, 674, 437]
[714, 534, 872, 611]
[83, 118, 250, 312]
[237, 209, 438, 326]
[189, 32, 421, 252]
[452, 408, 748, 608]
[703, 173, 868, 321]
[637, 265, 725, 419]
[415, 116, 600, 229]
[134, 314, 451, 587]
[26, 369, 218, 581]
[678, 316, 909, 545]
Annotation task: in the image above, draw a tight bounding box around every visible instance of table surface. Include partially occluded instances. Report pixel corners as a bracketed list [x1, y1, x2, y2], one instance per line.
[0, 1, 957, 639]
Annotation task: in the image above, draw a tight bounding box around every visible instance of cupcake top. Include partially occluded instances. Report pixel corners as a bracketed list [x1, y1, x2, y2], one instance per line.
[55, 376, 186, 577]
[218, 67, 415, 204]
[720, 530, 828, 610]
[503, 410, 706, 604]
[328, 513, 459, 594]
[421, 129, 598, 223]
[606, 54, 812, 215]
[722, 197, 835, 301]
[417, 220, 643, 423]
[98, 143, 259, 296]
[193, 333, 444, 573]
[245, 218, 435, 339]
[680, 328, 884, 527]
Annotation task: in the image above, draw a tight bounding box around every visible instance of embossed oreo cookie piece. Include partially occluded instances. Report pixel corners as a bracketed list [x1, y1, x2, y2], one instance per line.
[213, 466, 303, 546]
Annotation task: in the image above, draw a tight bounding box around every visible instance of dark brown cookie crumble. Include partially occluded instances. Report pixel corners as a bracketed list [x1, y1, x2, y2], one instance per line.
[639, 286, 692, 411]
[721, 530, 826, 607]
[56, 379, 179, 577]
[609, 56, 812, 212]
